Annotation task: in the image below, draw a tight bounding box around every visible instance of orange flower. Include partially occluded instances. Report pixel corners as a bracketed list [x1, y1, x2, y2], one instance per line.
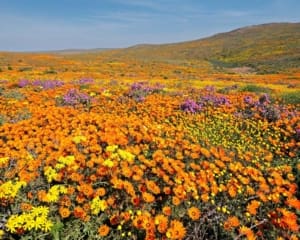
[73, 206, 87, 220]
[166, 220, 186, 240]
[155, 214, 169, 233]
[145, 180, 161, 194]
[223, 216, 240, 231]
[142, 217, 155, 231]
[20, 203, 32, 212]
[162, 206, 172, 216]
[142, 192, 155, 203]
[286, 198, 300, 210]
[188, 206, 201, 221]
[59, 207, 71, 218]
[239, 226, 254, 239]
[200, 147, 211, 158]
[279, 208, 299, 232]
[77, 183, 94, 198]
[201, 193, 210, 202]
[95, 187, 106, 197]
[133, 215, 144, 229]
[172, 196, 181, 206]
[246, 200, 261, 215]
[110, 214, 120, 225]
[59, 195, 71, 207]
[98, 224, 110, 237]
[163, 186, 171, 195]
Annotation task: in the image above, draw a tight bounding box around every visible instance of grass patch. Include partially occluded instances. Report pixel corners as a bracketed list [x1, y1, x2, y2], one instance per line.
[280, 90, 300, 104]
[239, 84, 273, 94]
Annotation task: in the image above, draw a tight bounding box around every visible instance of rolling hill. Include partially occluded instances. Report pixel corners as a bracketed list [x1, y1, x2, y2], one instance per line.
[110, 22, 300, 73]
[0, 23, 299, 75]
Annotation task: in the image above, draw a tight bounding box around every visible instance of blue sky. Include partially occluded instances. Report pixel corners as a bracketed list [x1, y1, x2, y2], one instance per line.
[0, 0, 299, 51]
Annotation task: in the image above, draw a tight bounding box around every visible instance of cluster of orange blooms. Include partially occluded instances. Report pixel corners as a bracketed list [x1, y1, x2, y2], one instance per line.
[0, 78, 299, 239]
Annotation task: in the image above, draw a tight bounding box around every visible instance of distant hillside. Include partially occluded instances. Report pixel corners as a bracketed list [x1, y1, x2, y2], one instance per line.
[37, 48, 115, 55]
[111, 23, 300, 73]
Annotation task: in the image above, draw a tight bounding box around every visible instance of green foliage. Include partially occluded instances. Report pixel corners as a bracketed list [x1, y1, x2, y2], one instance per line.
[0, 114, 6, 125]
[18, 67, 33, 72]
[239, 84, 273, 94]
[43, 69, 57, 74]
[3, 90, 25, 100]
[12, 108, 32, 123]
[280, 90, 300, 104]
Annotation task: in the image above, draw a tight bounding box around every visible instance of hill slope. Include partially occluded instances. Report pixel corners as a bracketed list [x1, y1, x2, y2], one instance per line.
[111, 23, 300, 73]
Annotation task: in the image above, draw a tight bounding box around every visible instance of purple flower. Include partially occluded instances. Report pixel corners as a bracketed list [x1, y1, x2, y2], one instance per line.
[199, 94, 230, 107]
[18, 79, 30, 88]
[128, 81, 164, 101]
[32, 79, 64, 89]
[62, 89, 90, 106]
[78, 78, 94, 85]
[296, 128, 300, 137]
[259, 93, 270, 105]
[244, 96, 253, 105]
[0, 79, 8, 84]
[204, 85, 216, 92]
[181, 99, 201, 113]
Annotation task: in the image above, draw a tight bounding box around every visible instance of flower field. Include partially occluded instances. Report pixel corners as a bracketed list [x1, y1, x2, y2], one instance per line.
[0, 76, 299, 240]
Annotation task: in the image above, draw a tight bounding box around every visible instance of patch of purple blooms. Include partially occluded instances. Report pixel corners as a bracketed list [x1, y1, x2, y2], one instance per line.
[33, 79, 64, 89]
[18, 79, 31, 88]
[203, 85, 216, 92]
[296, 128, 300, 140]
[0, 80, 8, 84]
[61, 89, 91, 106]
[77, 78, 94, 85]
[128, 82, 164, 101]
[130, 82, 164, 93]
[199, 94, 230, 107]
[18, 79, 64, 89]
[180, 99, 202, 113]
[241, 93, 280, 122]
[243, 96, 253, 105]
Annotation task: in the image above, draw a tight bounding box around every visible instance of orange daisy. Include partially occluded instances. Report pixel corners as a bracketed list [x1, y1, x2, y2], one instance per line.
[187, 206, 201, 221]
[98, 224, 110, 237]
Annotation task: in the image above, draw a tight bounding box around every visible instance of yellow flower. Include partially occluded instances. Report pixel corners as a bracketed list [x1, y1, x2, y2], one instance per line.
[44, 166, 58, 183]
[0, 180, 27, 199]
[102, 90, 112, 97]
[103, 159, 114, 168]
[0, 229, 5, 238]
[55, 155, 76, 170]
[55, 163, 65, 170]
[106, 145, 118, 152]
[45, 185, 68, 202]
[117, 149, 135, 163]
[72, 135, 87, 144]
[0, 157, 9, 165]
[6, 206, 53, 233]
[91, 197, 108, 215]
[31, 206, 49, 216]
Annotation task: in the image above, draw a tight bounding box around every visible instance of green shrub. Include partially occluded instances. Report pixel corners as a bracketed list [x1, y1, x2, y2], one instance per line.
[0, 114, 6, 125]
[43, 69, 57, 74]
[18, 67, 33, 72]
[3, 90, 25, 100]
[280, 91, 300, 104]
[239, 84, 273, 94]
